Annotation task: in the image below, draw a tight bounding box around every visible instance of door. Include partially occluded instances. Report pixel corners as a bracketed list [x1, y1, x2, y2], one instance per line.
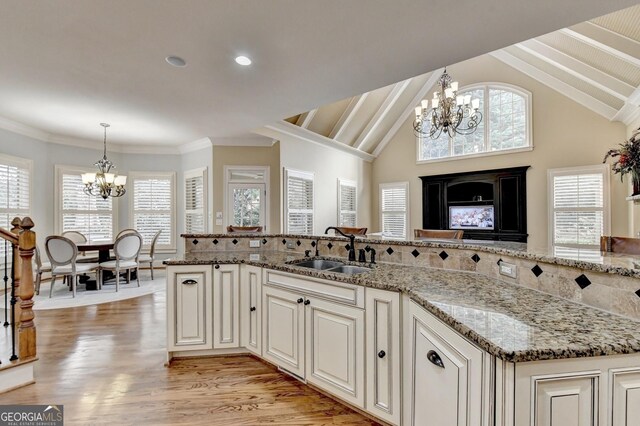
[213, 264, 240, 349]
[240, 265, 262, 356]
[533, 375, 597, 426]
[262, 285, 305, 378]
[365, 288, 401, 425]
[611, 369, 640, 426]
[305, 296, 365, 408]
[167, 266, 212, 351]
[227, 183, 266, 229]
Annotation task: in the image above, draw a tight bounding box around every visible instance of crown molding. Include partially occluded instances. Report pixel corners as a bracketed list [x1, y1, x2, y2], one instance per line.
[210, 136, 276, 147]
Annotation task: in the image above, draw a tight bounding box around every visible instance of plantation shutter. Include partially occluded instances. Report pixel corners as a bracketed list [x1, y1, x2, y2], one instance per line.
[551, 167, 607, 248]
[131, 173, 175, 249]
[286, 169, 314, 235]
[61, 171, 113, 242]
[0, 155, 31, 267]
[338, 180, 357, 227]
[185, 169, 206, 234]
[380, 182, 408, 239]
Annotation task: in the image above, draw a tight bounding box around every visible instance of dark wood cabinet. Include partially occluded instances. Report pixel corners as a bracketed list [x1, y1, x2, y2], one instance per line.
[420, 166, 529, 242]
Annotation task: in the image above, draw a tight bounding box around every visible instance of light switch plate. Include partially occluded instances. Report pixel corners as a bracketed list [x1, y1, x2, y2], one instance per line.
[249, 240, 261, 248]
[499, 261, 517, 278]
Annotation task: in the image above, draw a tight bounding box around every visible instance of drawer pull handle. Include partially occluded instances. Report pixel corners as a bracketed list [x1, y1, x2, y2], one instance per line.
[297, 298, 304, 304]
[304, 299, 311, 305]
[378, 350, 386, 359]
[214, 264, 220, 269]
[250, 306, 256, 312]
[181, 279, 197, 285]
[427, 350, 445, 369]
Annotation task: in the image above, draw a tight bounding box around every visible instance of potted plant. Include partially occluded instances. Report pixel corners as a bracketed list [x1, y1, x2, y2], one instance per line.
[604, 127, 640, 196]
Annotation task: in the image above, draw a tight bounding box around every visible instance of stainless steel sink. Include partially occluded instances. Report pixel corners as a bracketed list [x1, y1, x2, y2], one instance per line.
[325, 265, 371, 275]
[293, 259, 345, 270]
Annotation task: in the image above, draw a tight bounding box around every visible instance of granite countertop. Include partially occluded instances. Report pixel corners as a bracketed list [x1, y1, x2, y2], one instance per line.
[165, 251, 640, 363]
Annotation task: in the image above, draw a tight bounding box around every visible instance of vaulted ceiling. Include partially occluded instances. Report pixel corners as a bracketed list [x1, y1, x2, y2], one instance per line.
[271, 4, 640, 160]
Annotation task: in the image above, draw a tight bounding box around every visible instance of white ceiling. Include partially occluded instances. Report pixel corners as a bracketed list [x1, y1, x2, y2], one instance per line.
[0, 0, 636, 148]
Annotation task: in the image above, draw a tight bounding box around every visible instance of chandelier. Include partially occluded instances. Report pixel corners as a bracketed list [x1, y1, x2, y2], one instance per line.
[81, 123, 127, 199]
[413, 69, 482, 139]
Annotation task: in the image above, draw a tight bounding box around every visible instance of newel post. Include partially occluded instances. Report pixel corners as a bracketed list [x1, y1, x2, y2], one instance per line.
[18, 217, 36, 359]
[10, 217, 22, 326]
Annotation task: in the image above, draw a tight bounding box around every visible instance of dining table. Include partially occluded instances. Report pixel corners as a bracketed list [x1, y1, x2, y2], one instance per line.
[76, 241, 115, 290]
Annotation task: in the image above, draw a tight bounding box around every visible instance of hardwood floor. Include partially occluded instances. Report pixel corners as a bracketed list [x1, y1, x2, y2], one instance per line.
[0, 291, 378, 425]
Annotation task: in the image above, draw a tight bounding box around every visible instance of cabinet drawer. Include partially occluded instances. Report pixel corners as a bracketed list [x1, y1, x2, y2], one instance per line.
[264, 269, 364, 308]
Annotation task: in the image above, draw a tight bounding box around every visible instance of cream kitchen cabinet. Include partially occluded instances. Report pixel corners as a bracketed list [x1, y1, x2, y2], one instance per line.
[166, 265, 212, 352]
[240, 265, 262, 356]
[212, 264, 240, 349]
[610, 368, 640, 426]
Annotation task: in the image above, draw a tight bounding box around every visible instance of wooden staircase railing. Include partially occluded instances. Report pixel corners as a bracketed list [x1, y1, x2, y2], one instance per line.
[1, 216, 36, 364]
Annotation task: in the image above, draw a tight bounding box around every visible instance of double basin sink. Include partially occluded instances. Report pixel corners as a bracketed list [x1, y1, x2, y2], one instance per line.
[291, 259, 371, 275]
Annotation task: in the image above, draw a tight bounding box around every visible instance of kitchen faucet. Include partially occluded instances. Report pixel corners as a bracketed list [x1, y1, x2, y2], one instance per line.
[324, 227, 356, 261]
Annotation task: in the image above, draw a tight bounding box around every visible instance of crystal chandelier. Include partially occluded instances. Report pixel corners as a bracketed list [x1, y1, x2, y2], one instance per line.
[414, 69, 483, 139]
[82, 123, 127, 199]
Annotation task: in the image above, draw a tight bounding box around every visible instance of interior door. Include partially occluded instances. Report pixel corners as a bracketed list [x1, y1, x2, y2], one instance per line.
[227, 183, 266, 230]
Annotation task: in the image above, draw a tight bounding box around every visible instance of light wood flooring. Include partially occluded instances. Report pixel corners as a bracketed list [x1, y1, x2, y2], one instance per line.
[0, 290, 377, 425]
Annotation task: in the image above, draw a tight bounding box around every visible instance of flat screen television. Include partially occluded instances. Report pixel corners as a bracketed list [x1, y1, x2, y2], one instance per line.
[449, 206, 495, 230]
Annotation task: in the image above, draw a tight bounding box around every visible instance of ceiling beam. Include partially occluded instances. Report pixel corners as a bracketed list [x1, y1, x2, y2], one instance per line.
[295, 109, 318, 129]
[329, 93, 369, 141]
[490, 49, 618, 120]
[354, 80, 411, 151]
[516, 39, 634, 101]
[372, 69, 444, 157]
[560, 22, 640, 68]
[256, 120, 375, 162]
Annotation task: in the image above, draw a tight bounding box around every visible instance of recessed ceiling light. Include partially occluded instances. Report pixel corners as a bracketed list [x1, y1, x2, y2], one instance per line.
[235, 56, 252, 66]
[165, 56, 187, 67]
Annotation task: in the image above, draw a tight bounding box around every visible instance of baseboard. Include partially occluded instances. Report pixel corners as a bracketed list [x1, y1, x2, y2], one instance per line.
[0, 358, 36, 394]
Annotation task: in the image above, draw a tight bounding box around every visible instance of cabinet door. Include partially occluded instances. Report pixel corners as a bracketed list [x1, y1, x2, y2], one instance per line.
[240, 265, 262, 356]
[305, 296, 365, 408]
[213, 264, 240, 349]
[167, 266, 212, 351]
[365, 288, 401, 425]
[262, 286, 305, 378]
[611, 369, 640, 426]
[533, 375, 597, 426]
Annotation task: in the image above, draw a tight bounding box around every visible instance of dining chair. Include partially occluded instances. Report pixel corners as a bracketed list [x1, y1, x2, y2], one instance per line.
[116, 228, 138, 239]
[61, 230, 87, 244]
[414, 229, 464, 239]
[34, 246, 52, 296]
[45, 236, 99, 298]
[99, 232, 143, 292]
[138, 229, 162, 280]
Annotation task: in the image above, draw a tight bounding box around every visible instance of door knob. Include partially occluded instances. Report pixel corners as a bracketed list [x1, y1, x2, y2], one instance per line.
[304, 299, 311, 305]
[427, 350, 445, 368]
[378, 350, 386, 359]
[297, 298, 304, 304]
[250, 306, 256, 312]
[214, 264, 220, 269]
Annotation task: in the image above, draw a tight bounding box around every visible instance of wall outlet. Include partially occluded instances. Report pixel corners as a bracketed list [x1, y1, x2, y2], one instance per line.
[249, 240, 261, 248]
[499, 261, 517, 279]
[286, 241, 295, 250]
[249, 253, 260, 261]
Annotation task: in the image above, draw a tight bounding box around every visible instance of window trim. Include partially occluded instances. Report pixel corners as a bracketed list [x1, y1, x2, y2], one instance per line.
[184, 167, 209, 234]
[223, 165, 270, 232]
[54, 164, 118, 240]
[283, 168, 315, 235]
[0, 153, 32, 220]
[547, 164, 610, 251]
[128, 171, 177, 253]
[379, 181, 410, 240]
[337, 178, 357, 227]
[416, 82, 533, 164]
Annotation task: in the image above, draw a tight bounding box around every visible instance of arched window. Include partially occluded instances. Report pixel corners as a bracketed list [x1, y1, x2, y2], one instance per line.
[417, 84, 531, 162]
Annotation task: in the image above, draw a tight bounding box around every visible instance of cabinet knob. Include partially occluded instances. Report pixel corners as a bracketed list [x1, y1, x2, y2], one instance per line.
[297, 298, 304, 304]
[304, 299, 311, 305]
[214, 264, 220, 269]
[181, 279, 197, 285]
[250, 306, 256, 312]
[427, 350, 445, 369]
[378, 350, 386, 359]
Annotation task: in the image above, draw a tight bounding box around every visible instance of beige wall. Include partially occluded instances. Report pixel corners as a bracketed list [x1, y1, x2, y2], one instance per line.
[212, 143, 281, 233]
[372, 55, 628, 248]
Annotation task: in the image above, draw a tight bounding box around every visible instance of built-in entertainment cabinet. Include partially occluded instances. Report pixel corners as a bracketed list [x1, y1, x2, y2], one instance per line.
[420, 166, 529, 242]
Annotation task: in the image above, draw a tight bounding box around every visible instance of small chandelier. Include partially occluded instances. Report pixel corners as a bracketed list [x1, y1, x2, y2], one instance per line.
[414, 68, 482, 139]
[82, 123, 127, 199]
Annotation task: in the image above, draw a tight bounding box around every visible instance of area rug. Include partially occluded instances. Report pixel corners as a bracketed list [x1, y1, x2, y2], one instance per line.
[31, 270, 166, 310]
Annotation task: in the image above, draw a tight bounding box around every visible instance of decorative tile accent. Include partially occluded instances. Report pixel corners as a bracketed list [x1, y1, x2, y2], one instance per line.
[327, 242, 333, 250]
[296, 240, 301, 246]
[411, 249, 420, 258]
[232, 239, 238, 245]
[439, 251, 449, 260]
[281, 239, 287, 244]
[636, 289, 640, 298]
[345, 244, 351, 251]
[192, 239, 199, 245]
[262, 239, 268, 245]
[497, 258, 503, 265]
[386, 247, 394, 255]
[471, 254, 481, 263]
[531, 265, 543, 277]
[575, 274, 592, 290]
[311, 241, 316, 247]
[213, 239, 218, 245]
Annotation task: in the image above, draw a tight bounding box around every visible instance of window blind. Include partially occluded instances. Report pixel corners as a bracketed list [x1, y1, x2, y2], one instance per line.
[380, 183, 408, 239]
[185, 169, 206, 234]
[131, 174, 174, 249]
[338, 180, 357, 227]
[285, 169, 314, 235]
[0, 155, 31, 267]
[61, 172, 113, 242]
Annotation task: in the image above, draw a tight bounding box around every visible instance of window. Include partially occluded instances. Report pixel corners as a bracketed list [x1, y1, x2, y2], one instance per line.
[0, 154, 31, 266]
[284, 168, 314, 235]
[338, 179, 357, 227]
[548, 165, 609, 251]
[130, 172, 176, 252]
[418, 84, 531, 162]
[56, 165, 114, 243]
[224, 166, 269, 231]
[380, 182, 409, 239]
[184, 168, 208, 234]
